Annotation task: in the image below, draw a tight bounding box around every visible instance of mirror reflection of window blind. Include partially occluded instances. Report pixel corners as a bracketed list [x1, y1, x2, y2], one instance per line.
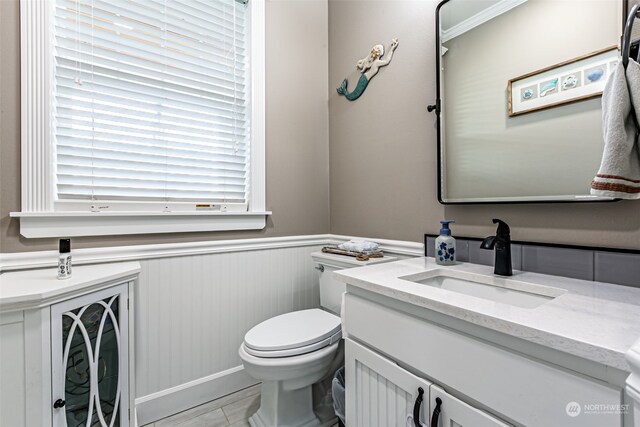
[53, 0, 250, 208]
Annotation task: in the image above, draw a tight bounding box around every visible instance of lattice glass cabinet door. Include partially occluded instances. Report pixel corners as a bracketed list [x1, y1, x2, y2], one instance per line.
[51, 283, 129, 427]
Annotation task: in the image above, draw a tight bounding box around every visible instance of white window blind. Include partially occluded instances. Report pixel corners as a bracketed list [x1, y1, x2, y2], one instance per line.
[53, 0, 250, 211]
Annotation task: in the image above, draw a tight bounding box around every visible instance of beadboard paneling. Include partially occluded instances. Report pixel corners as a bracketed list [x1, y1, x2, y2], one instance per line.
[135, 244, 324, 397]
[354, 359, 413, 427]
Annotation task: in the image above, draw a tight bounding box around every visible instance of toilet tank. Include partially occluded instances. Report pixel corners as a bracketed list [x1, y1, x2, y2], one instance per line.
[311, 251, 396, 315]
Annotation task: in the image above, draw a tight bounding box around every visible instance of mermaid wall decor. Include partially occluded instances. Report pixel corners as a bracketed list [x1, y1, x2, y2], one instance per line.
[337, 38, 399, 101]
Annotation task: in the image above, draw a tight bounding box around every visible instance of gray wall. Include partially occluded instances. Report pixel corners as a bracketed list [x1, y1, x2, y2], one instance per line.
[328, 0, 640, 250]
[2, 0, 639, 253]
[0, 0, 330, 253]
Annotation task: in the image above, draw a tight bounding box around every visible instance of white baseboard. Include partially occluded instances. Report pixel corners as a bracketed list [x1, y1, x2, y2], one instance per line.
[135, 365, 259, 426]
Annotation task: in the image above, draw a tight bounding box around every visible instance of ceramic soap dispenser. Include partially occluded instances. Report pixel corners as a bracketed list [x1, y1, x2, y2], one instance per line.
[435, 220, 456, 265]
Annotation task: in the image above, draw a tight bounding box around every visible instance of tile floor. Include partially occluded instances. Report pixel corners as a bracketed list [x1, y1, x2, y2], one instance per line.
[142, 384, 340, 427]
[142, 384, 261, 427]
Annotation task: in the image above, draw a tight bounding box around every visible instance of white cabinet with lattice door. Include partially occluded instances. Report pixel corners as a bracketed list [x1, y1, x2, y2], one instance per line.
[51, 284, 130, 427]
[0, 262, 139, 427]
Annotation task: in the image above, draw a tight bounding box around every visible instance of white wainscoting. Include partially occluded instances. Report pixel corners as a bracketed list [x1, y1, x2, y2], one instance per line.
[134, 243, 325, 425]
[0, 234, 423, 425]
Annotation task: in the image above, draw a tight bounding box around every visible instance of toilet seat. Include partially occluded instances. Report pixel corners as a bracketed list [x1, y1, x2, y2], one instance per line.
[244, 330, 342, 358]
[244, 309, 341, 358]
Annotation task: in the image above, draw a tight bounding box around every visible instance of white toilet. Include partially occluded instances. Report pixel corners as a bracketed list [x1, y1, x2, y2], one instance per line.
[239, 251, 393, 427]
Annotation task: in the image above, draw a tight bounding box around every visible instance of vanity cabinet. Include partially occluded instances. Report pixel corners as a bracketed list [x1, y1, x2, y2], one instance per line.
[343, 293, 625, 427]
[0, 262, 139, 427]
[345, 338, 510, 427]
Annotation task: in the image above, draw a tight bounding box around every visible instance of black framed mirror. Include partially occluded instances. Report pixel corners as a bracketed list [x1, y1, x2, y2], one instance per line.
[625, 0, 640, 60]
[434, 0, 625, 204]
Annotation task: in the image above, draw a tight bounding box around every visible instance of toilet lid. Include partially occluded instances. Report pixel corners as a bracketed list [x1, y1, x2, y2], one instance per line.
[244, 309, 341, 354]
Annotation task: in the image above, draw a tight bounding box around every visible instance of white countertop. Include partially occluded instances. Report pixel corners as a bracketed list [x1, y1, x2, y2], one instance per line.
[0, 261, 141, 312]
[335, 257, 640, 372]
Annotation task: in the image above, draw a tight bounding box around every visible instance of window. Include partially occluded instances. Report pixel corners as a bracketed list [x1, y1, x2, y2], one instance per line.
[15, 0, 267, 238]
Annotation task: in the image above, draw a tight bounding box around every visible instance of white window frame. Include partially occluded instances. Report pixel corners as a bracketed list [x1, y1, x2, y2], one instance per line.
[12, 0, 269, 238]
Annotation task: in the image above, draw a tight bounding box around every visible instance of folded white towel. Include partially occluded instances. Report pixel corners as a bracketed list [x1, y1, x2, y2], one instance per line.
[338, 239, 379, 253]
[591, 60, 640, 199]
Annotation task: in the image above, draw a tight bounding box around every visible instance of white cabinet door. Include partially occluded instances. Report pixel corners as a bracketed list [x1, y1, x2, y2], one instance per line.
[51, 284, 129, 427]
[345, 338, 432, 427]
[429, 384, 511, 427]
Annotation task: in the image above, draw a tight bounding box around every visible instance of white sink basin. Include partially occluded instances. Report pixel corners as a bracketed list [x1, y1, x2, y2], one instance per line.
[400, 270, 566, 309]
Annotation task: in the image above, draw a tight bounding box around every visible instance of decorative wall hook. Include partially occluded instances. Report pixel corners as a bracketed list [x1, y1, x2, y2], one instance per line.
[337, 38, 399, 101]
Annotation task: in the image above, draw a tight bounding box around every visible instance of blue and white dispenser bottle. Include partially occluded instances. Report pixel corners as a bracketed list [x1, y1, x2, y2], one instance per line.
[435, 220, 456, 265]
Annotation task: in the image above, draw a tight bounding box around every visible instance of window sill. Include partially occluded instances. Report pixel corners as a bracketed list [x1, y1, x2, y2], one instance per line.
[10, 211, 272, 238]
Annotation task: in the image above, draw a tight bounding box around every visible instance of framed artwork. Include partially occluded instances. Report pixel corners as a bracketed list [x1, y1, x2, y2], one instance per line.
[508, 46, 619, 117]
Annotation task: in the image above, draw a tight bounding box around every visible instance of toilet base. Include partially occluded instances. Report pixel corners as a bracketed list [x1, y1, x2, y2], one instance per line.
[248, 381, 321, 427]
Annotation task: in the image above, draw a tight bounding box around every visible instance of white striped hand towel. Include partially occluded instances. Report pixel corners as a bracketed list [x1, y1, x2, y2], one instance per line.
[591, 59, 640, 198]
